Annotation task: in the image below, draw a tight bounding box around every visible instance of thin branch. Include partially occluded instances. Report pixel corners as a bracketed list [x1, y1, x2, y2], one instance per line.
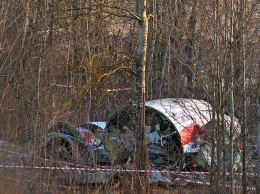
[153, 18, 184, 35]
[94, 0, 140, 20]
[98, 65, 136, 83]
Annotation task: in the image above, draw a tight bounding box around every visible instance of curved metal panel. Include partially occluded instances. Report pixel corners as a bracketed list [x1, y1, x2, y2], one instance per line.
[145, 98, 213, 132]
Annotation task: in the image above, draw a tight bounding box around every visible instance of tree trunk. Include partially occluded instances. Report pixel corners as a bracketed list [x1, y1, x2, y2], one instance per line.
[135, 0, 150, 193]
[210, 2, 219, 192]
[21, 0, 30, 50]
[229, 0, 235, 192]
[240, 1, 247, 192]
[146, 0, 157, 100]
[184, 1, 197, 97]
[257, 61, 260, 194]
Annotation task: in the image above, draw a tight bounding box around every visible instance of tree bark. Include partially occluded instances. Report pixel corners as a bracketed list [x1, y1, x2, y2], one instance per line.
[134, 0, 150, 193]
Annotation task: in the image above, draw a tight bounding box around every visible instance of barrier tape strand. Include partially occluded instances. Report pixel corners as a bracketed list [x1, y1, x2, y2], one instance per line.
[0, 164, 257, 177]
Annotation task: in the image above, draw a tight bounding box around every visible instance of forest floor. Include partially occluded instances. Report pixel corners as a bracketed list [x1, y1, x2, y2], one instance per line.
[0, 140, 258, 194]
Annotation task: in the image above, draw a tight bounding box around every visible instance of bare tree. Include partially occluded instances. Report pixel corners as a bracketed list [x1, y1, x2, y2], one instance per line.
[134, 0, 150, 193]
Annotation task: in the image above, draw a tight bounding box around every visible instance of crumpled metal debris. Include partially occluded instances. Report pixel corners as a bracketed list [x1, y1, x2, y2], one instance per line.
[57, 171, 115, 185]
[149, 171, 175, 185]
[102, 105, 183, 168]
[42, 98, 243, 186]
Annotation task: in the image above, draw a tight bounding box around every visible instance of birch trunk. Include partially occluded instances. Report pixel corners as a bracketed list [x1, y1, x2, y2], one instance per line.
[135, 0, 150, 193]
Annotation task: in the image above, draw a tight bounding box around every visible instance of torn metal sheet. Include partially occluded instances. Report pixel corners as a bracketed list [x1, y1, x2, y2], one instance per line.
[41, 121, 109, 165]
[103, 105, 183, 166]
[145, 98, 241, 154]
[149, 171, 175, 185]
[145, 98, 213, 132]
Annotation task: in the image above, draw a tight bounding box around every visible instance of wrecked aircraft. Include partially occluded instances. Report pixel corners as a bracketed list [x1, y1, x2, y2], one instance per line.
[102, 98, 242, 171]
[41, 98, 242, 172]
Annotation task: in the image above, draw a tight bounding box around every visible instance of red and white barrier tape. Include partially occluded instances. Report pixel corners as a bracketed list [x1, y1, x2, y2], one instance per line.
[0, 164, 201, 174]
[0, 164, 257, 177]
[0, 164, 256, 191]
[0, 165, 256, 191]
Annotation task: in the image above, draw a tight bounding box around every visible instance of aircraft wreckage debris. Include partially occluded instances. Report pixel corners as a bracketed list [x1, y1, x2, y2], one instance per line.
[40, 98, 243, 185]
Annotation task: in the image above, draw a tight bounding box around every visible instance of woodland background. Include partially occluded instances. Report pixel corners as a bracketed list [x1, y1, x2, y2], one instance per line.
[0, 0, 259, 193]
